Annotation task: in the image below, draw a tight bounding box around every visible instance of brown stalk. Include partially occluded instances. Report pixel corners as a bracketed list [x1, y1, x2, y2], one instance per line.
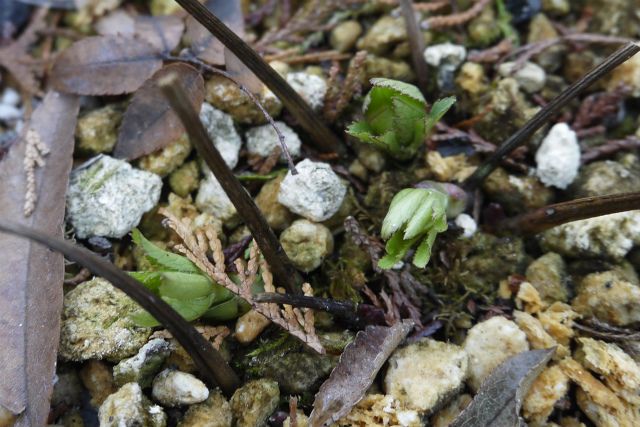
[399, 0, 429, 95]
[0, 220, 240, 396]
[463, 42, 640, 191]
[491, 191, 640, 235]
[159, 73, 302, 295]
[173, 0, 340, 153]
[253, 292, 386, 328]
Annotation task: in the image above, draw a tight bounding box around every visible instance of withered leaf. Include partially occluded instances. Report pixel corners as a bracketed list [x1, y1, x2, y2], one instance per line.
[0, 91, 80, 425]
[114, 62, 204, 160]
[450, 348, 556, 427]
[50, 35, 163, 95]
[96, 12, 185, 53]
[185, 0, 245, 65]
[309, 320, 414, 427]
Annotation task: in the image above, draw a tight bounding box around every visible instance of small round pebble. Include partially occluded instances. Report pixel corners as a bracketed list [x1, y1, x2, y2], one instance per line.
[535, 123, 580, 189]
[152, 369, 209, 407]
[463, 316, 530, 391]
[245, 121, 301, 161]
[277, 159, 347, 222]
[280, 219, 334, 272]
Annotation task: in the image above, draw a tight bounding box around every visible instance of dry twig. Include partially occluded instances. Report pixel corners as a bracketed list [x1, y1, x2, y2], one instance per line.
[421, 0, 491, 30]
[323, 51, 367, 122]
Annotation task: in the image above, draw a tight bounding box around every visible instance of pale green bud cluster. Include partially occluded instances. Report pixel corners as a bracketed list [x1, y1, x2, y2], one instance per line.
[379, 188, 449, 269]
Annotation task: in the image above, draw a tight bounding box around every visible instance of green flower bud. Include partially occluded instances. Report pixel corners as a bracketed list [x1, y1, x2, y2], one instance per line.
[379, 188, 449, 269]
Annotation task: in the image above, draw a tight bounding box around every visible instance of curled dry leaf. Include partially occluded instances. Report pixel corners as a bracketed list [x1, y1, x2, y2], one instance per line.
[50, 35, 163, 95]
[0, 91, 80, 425]
[450, 348, 556, 427]
[114, 62, 204, 160]
[309, 320, 414, 427]
[96, 11, 185, 53]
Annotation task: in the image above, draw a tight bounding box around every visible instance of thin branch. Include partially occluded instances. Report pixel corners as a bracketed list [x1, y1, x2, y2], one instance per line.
[492, 191, 640, 235]
[159, 73, 302, 295]
[399, 0, 429, 95]
[0, 220, 240, 396]
[581, 136, 640, 164]
[173, 0, 340, 153]
[421, 0, 491, 30]
[253, 293, 386, 328]
[164, 53, 297, 174]
[463, 42, 640, 191]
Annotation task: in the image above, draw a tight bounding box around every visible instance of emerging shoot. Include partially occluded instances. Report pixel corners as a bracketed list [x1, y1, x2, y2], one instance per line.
[129, 229, 259, 326]
[379, 188, 449, 269]
[347, 78, 455, 160]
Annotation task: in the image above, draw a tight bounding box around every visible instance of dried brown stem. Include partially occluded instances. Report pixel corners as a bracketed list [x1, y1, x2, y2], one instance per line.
[159, 73, 302, 295]
[0, 220, 240, 396]
[174, 0, 339, 152]
[581, 136, 640, 164]
[492, 192, 640, 235]
[399, 0, 429, 95]
[464, 42, 640, 191]
[421, 0, 491, 30]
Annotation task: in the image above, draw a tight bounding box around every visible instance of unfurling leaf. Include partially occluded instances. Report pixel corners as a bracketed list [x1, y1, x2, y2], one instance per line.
[450, 348, 555, 427]
[0, 91, 79, 424]
[309, 321, 414, 427]
[379, 188, 448, 269]
[114, 63, 205, 160]
[131, 228, 200, 273]
[50, 35, 163, 95]
[347, 78, 455, 160]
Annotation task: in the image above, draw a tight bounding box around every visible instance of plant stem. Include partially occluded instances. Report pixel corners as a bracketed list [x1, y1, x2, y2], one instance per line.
[253, 293, 386, 327]
[399, 0, 429, 95]
[492, 191, 640, 235]
[0, 220, 240, 396]
[159, 73, 302, 295]
[174, 0, 340, 153]
[463, 42, 640, 191]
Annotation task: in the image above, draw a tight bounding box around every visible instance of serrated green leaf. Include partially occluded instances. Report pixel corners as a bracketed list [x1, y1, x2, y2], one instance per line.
[131, 229, 200, 273]
[391, 96, 426, 151]
[381, 189, 425, 239]
[364, 86, 396, 135]
[159, 272, 215, 300]
[425, 96, 456, 137]
[370, 78, 426, 104]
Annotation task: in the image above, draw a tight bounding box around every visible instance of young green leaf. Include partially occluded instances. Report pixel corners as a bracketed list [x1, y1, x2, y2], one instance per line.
[425, 96, 456, 137]
[158, 271, 215, 300]
[379, 188, 449, 269]
[131, 228, 200, 273]
[131, 293, 216, 327]
[128, 271, 163, 293]
[202, 297, 242, 321]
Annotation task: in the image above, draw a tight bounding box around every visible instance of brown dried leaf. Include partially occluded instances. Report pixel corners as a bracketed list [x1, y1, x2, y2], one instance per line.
[114, 62, 204, 160]
[96, 12, 185, 53]
[50, 35, 163, 95]
[0, 91, 80, 424]
[185, 0, 245, 65]
[450, 348, 556, 427]
[309, 320, 414, 427]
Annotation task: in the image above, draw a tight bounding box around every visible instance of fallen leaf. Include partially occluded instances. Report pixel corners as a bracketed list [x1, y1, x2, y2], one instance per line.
[185, 0, 245, 65]
[450, 348, 556, 427]
[114, 62, 204, 160]
[309, 320, 414, 427]
[50, 35, 163, 95]
[96, 12, 185, 53]
[0, 91, 79, 425]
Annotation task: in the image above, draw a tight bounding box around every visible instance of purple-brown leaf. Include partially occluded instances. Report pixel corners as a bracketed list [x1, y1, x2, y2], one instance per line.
[309, 320, 414, 427]
[96, 12, 185, 53]
[50, 35, 163, 95]
[450, 348, 555, 427]
[114, 62, 204, 160]
[0, 91, 79, 424]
